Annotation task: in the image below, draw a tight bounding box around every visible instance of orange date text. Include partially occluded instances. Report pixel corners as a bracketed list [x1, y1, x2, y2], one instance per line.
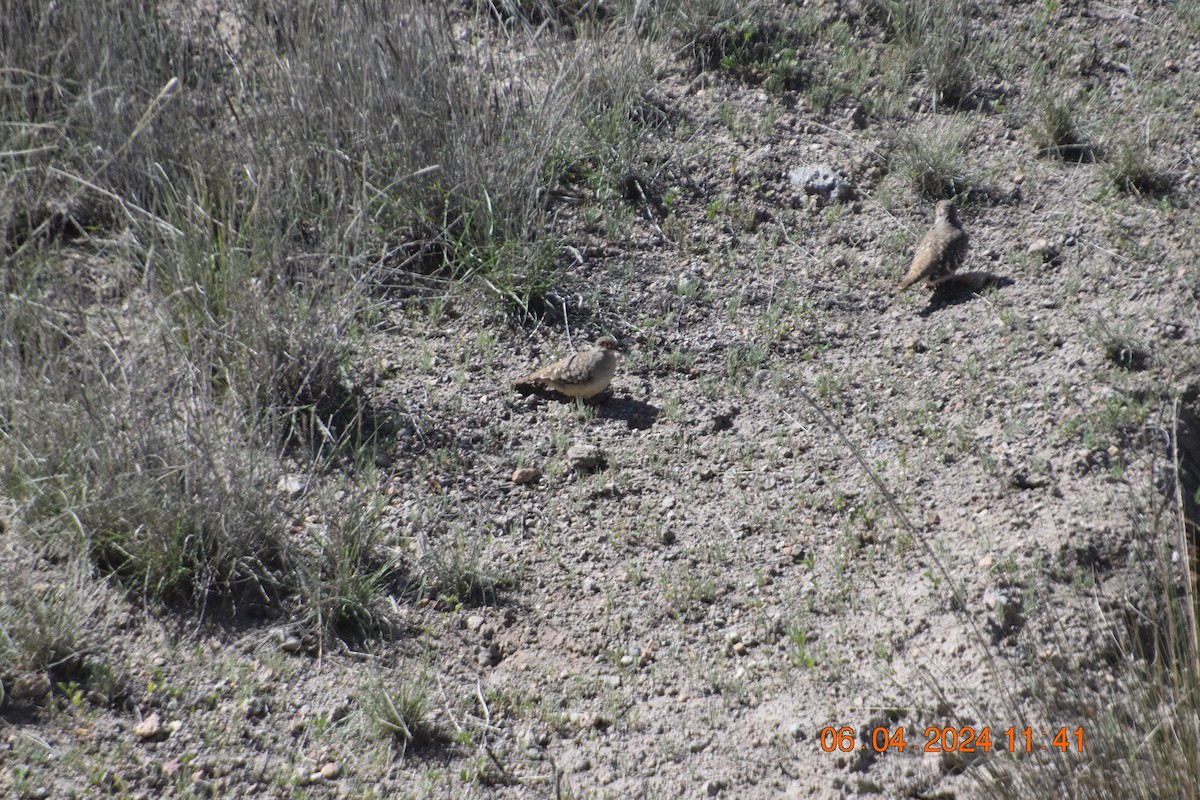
[818, 725, 1085, 754]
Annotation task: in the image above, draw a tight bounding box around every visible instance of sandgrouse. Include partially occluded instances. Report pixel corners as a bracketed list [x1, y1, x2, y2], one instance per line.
[897, 200, 969, 292]
[513, 336, 620, 400]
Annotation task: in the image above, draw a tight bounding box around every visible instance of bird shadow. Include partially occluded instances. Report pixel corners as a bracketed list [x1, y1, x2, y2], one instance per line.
[598, 396, 660, 430]
[917, 273, 1014, 317]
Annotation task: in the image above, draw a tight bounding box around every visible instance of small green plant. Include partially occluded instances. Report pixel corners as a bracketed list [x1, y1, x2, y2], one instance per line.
[362, 665, 440, 751]
[890, 121, 977, 201]
[0, 558, 119, 704]
[1030, 90, 1092, 160]
[786, 623, 818, 669]
[421, 529, 511, 607]
[660, 567, 719, 620]
[295, 473, 394, 646]
[1088, 316, 1151, 371]
[1104, 133, 1171, 196]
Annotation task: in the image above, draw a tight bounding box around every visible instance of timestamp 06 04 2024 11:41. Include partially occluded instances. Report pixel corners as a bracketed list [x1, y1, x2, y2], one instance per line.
[819, 726, 1085, 755]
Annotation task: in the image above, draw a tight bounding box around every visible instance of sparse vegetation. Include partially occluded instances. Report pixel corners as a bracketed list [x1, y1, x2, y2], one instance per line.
[362, 665, 440, 750]
[1029, 89, 1094, 161]
[890, 121, 977, 201]
[0, 555, 120, 704]
[2, 0, 1198, 796]
[866, 0, 979, 106]
[1104, 132, 1173, 196]
[420, 529, 511, 608]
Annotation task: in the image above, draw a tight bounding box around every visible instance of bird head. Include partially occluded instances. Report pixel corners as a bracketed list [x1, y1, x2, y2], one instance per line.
[596, 336, 620, 352]
[935, 200, 960, 225]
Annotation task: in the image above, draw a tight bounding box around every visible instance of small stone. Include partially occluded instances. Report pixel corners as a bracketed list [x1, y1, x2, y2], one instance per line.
[244, 697, 268, 718]
[280, 636, 303, 654]
[511, 466, 540, 485]
[162, 759, 183, 778]
[466, 614, 486, 632]
[9, 671, 51, 701]
[847, 103, 867, 130]
[1027, 239, 1060, 262]
[276, 474, 305, 499]
[788, 163, 857, 202]
[983, 589, 1007, 610]
[134, 713, 164, 740]
[567, 444, 603, 471]
[478, 642, 502, 667]
[903, 336, 926, 353]
[320, 762, 341, 780]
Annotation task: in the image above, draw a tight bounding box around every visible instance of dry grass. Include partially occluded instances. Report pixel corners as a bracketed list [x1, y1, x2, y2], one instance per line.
[981, 406, 1200, 798]
[1, 1, 1198, 797]
[889, 120, 978, 201]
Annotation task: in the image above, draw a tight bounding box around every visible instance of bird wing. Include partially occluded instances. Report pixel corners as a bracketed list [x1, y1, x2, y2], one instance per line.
[897, 225, 967, 291]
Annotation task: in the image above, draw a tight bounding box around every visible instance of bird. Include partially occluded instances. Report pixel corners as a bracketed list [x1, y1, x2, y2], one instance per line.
[513, 336, 620, 400]
[897, 200, 970, 292]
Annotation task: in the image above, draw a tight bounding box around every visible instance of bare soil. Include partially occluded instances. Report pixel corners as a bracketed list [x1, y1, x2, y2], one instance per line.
[4, 1, 1200, 798]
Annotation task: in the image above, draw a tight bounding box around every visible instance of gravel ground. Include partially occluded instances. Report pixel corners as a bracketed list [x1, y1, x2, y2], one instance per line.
[3, 1, 1199, 798]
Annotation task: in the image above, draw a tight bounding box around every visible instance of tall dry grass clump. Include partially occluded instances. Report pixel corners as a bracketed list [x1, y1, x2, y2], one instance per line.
[979, 404, 1200, 798]
[1, 0, 647, 639]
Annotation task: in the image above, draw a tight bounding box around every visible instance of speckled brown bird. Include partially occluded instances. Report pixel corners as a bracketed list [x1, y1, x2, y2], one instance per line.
[897, 200, 970, 292]
[513, 336, 620, 400]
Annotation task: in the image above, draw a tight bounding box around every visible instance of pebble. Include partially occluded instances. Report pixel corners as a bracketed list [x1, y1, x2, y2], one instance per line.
[134, 713, 164, 740]
[320, 762, 341, 780]
[1027, 238, 1060, 262]
[567, 444, 603, 470]
[511, 466, 540, 485]
[276, 474, 305, 498]
[478, 642, 502, 667]
[244, 697, 268, 718]
[788, 163, 857, 202]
